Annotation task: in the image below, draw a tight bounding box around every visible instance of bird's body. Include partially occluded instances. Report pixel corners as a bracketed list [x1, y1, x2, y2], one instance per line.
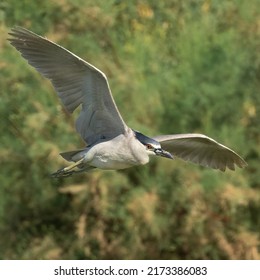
[8, 27, 247, 176]
[66, 129, 149, 171]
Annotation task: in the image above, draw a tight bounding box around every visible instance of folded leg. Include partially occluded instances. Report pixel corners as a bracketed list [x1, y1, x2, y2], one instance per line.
[51, 159, 95, 178]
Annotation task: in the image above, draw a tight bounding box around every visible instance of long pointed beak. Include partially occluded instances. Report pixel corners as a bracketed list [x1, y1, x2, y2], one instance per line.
[155, 148, 173, 159]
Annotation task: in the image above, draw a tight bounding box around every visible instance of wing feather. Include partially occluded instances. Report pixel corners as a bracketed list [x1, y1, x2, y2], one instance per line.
[9, 27, 127, 145]
[153, 134, 247, 171]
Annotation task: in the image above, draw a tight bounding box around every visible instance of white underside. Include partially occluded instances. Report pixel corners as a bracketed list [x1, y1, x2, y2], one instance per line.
[71, 134, 150, 170]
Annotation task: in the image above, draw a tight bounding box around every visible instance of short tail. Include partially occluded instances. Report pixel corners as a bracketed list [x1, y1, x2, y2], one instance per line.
[60, 149, 86, 161]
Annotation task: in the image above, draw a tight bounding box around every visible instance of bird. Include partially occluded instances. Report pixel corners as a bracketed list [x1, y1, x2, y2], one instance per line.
[8, 27, 247, 177]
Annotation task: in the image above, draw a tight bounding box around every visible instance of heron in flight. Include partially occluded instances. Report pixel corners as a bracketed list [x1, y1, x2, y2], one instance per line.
[8, 27, 247, 177]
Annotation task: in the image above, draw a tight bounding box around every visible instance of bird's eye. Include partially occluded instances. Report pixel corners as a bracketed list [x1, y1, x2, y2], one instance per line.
[146, 144, 153, 149]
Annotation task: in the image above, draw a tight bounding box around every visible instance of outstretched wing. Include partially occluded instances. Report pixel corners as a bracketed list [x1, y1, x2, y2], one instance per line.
[153, 133, 247, 171]
[9, 27, 127, 145]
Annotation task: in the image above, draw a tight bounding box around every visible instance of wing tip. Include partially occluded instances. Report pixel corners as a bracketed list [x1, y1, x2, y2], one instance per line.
[221, 157, 247, 172]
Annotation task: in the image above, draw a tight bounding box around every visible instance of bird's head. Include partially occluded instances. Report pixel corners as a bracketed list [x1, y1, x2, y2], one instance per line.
[134, 130, 173, 159]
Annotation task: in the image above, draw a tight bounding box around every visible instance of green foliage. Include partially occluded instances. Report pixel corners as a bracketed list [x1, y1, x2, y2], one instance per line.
[0, 0, 259, 259]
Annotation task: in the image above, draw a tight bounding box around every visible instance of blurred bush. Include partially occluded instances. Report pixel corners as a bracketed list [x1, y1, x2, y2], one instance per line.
[0, 0, 259, 259]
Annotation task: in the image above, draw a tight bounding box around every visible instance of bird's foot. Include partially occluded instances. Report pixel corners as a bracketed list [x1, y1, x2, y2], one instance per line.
[51, 167, 75, 178]
[51, 158, 85, 178]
